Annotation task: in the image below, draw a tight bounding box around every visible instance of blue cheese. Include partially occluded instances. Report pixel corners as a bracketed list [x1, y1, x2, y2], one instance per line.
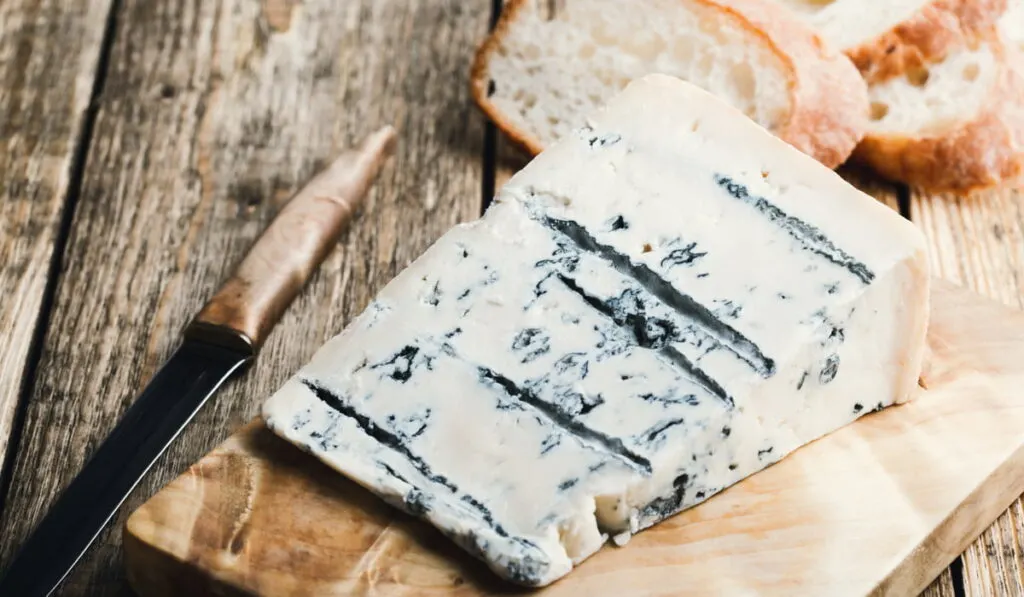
[263, 74, 930, 587]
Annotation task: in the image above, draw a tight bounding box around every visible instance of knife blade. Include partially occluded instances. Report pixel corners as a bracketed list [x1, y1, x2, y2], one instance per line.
[0, 125, 397, 597]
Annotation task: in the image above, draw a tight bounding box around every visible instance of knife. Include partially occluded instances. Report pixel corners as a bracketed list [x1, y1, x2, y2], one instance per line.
[0, 125, 397, 597]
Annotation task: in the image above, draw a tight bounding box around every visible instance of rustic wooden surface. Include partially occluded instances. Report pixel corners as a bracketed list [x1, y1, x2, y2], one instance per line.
[190, 126, 397, 350]
[922, 569, 960, 597]
[123, 280, 1024, 597]
[912, 186, 1024, 597]
[0, 0, 1019, 595]
[0, 0, 488, 595]
[0, 0, 115, 490]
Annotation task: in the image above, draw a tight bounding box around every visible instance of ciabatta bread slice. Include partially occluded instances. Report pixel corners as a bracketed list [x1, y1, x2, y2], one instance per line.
[770, 0, 1007, 82]
[853, 35, 1024, 192]
[471, 0, 870, 169]
[1001, 0, 1024, 54]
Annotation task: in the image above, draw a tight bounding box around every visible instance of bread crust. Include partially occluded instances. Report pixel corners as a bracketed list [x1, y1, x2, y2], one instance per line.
[847, 0, 1007, 84]
[470, 0, 869, 169]
[853, 42, 1024, 193]
[470, 0, 544, 157]
[714, 0, 870, 169]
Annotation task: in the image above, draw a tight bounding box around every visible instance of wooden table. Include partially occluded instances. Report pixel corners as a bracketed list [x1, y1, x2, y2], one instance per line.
[0, 1, 1020, 595]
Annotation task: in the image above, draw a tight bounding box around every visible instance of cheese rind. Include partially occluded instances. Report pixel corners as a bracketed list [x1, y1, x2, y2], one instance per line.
[263, 75, 930, 587]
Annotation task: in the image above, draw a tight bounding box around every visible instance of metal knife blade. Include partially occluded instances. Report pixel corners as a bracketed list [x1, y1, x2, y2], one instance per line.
[0, 126, 397, 597]
[0, 341, 248, 597]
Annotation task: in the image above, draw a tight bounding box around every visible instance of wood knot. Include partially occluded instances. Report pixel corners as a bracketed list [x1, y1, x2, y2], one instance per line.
[229, 179, 265, 214]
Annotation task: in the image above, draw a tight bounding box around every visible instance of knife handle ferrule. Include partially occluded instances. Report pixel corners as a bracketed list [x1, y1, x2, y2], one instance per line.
[186, 126, 397, 353]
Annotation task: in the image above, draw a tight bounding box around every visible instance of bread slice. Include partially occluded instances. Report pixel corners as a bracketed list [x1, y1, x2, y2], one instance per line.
[1000, 0, 1024, 54]
[770, 0, 1007, 83]
[471, 0, 870, 169]
[852, 33, 1024, 192]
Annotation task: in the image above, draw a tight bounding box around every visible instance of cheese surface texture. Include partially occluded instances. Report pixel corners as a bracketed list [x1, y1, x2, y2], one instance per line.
[262, 74, 930, 587]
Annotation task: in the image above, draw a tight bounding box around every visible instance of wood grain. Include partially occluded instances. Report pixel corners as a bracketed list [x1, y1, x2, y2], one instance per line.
[0, 0, 113, 484]
[920, 568, 959, 597]
[0, 1, 490, 595]
[912, 184, 1024, 597]
[807, 167, 960, 597]
[847, 168, 959, 597]
[190, 127, 397, 352]
[123, 281, 1024, 597]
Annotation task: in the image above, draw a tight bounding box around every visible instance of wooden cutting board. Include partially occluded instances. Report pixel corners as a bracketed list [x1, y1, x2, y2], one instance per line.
[123, 280, 1024, 597]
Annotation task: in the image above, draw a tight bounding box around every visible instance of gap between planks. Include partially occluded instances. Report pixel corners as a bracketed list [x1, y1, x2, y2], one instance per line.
[0, 1, 491, 595]
[3, 0, 1004, 594]
[480, 0, 504, 215]
[912, 184, 1024, 597]
[0, 0, 121, 524]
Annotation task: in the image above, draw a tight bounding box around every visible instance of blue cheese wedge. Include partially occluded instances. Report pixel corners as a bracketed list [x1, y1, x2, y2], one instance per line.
[262, 74, 930, 587]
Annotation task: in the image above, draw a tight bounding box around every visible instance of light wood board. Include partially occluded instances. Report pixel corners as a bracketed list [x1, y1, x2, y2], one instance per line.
[0, 1, 1018, 595]
[123, 280, 1024, 596]
[912, 185, 1024, 596]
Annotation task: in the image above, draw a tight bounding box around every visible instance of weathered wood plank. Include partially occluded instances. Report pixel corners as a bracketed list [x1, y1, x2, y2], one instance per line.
[911, 184, 1024, 597]
[920, 568, 960, 597]
[0, 0, 490, 595]
[961, 504, 1024, 597]
[912, 187, 1024, 309]
[0, 0, 114, 489]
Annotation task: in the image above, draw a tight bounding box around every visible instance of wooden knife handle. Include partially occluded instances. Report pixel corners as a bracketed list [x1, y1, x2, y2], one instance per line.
[185, 126, 397, 354]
